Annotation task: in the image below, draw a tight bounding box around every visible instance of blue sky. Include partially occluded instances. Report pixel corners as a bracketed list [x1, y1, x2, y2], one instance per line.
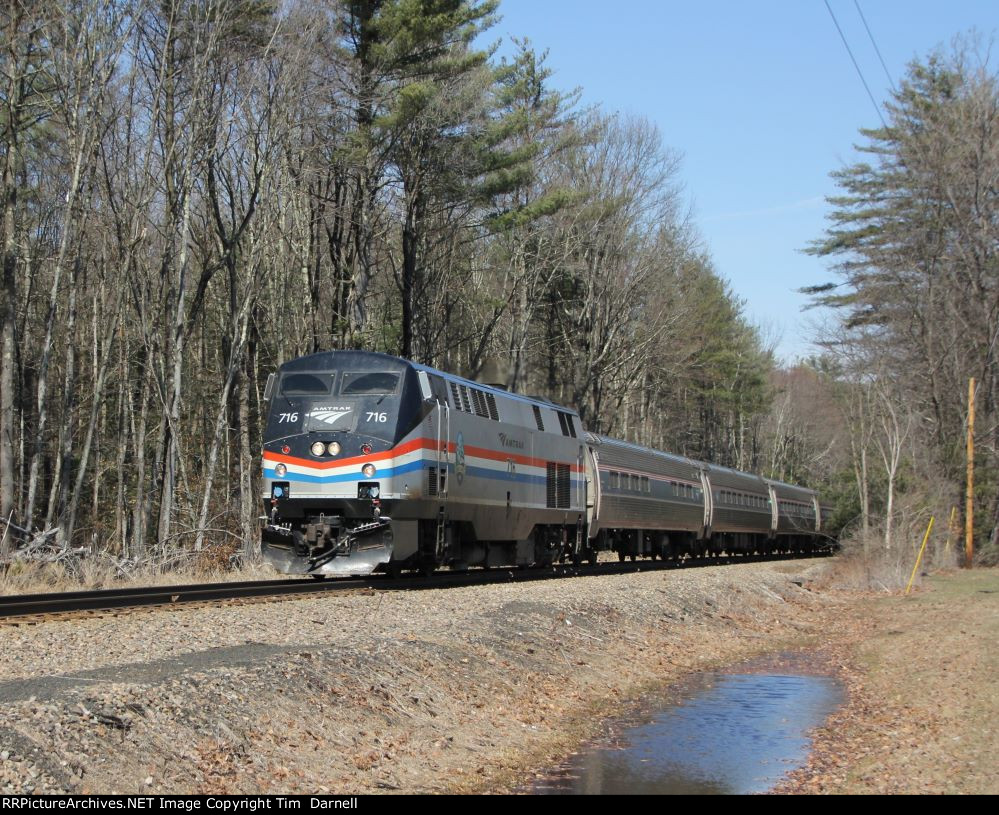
[484, 1, 996, 363]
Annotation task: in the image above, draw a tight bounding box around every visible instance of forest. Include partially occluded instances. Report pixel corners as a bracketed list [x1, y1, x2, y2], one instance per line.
[0, 1, 996, 575]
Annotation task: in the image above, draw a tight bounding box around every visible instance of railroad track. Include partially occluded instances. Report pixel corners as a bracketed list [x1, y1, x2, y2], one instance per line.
[0, 549, 831, 623]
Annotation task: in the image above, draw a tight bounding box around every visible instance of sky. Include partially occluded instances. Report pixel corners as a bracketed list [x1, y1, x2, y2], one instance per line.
[483, 0, 997, 363]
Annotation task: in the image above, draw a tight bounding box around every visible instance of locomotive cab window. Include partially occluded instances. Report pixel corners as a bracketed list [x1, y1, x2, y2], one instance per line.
[280, 373, 334, 395]
[341, 371, 400, 395]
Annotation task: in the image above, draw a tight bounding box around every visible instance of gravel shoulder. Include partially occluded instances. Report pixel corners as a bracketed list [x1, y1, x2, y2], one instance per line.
[0, 560, 994, 795]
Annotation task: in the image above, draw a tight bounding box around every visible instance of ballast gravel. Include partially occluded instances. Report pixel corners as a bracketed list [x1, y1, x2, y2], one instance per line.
[0, 560, 838, 794]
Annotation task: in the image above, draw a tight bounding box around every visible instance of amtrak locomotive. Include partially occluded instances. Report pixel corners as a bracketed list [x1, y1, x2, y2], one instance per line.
[260, 351, 831, 577]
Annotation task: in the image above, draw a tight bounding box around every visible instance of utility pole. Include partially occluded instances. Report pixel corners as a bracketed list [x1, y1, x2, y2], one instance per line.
[965, 378, 975, 569]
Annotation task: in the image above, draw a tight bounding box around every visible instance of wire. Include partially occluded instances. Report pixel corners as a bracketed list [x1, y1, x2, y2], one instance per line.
[854, 0, 896, 91]
[823, 0, 889, 129]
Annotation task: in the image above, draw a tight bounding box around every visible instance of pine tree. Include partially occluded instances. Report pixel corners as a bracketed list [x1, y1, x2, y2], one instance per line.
[806, 43, 999, 554]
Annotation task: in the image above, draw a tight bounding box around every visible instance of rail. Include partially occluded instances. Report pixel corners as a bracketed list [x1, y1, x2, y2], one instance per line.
[0, 549, 831, 622]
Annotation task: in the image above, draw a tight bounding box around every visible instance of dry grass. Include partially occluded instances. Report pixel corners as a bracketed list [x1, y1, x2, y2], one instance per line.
[0, 549, 280, 596]
[776, 567, 999, 794]
[820, 513, 961, 593]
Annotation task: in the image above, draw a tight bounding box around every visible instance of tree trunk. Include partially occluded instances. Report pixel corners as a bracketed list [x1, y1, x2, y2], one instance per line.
[45, 259, 80, 533]
[157, 181, 194, 550]
[0, 145, 18, 549]
[239, 363, 256, 559]
[401, 208, 417, 360]
[63, 291, 122, 546]
[129, 347, 152, 561]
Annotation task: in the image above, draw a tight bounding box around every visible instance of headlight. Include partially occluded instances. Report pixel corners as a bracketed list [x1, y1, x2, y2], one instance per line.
[369, 485, 380, 499]
[310, 441, 326, 457]
[327, 441, 341, 456]
[274, 463, 287, 477]
[362, 463, 376, 478]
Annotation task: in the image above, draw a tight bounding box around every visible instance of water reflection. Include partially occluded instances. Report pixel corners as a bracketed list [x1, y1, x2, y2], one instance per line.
[530, 672, 843, 795]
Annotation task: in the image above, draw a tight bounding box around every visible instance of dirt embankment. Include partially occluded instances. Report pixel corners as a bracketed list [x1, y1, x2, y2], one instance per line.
[0, 560, 995, 794]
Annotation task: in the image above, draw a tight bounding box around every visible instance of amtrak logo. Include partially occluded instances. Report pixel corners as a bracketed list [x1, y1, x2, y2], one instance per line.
[307, 408, 352, 425]
[499, 432, 525, 449]
[455, 432, 466, 485]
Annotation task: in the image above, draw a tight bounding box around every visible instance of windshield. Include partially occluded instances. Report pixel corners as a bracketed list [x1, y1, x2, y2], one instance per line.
[280, 372, 334, 396]
[341, 371, 400, 395]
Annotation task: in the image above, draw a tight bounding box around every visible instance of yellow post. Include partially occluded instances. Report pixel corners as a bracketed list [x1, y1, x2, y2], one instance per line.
[906, 516, 935, 596]
[943, 505, 957, 555]
[966, 378, 975, 569]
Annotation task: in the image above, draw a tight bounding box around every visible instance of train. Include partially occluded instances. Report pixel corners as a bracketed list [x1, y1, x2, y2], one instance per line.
[259, 350, 833, 577]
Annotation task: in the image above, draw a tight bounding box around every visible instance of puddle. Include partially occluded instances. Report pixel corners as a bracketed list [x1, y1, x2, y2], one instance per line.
[526, 654, 843, 795]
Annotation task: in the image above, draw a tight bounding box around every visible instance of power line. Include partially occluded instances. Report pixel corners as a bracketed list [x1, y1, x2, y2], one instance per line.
[823, 0, 889, 129]
[854, 0, 896, 92]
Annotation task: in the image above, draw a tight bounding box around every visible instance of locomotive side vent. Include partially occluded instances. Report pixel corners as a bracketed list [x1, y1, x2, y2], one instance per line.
[546, 462, 571, 508]
[556, 411, 577, 437]
[472, 388, 489, 417]
[533, 405, 544, 431]
[556, 463, 570, 507]
[449, 382, 462, 411]
[485, 392, 499, 421]
[428, 466, 438, 496]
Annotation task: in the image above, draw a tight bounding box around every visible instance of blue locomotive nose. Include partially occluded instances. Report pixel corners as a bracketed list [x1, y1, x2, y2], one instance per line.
[260, 352, 428, 577]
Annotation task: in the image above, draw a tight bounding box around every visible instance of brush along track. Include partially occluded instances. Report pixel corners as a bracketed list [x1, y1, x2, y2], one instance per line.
[0, 550, 830, 624]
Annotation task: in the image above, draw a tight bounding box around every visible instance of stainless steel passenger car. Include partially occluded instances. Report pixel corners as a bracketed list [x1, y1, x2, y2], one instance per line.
[260, 351, 833, 576]
[586, 436, 830, 560]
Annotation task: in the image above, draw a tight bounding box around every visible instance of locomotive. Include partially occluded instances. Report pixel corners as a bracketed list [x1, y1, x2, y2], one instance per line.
[260, 350, 832, 577]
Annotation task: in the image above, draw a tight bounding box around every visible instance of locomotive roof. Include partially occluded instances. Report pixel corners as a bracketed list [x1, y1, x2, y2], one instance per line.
[279, 350, 581, 417]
